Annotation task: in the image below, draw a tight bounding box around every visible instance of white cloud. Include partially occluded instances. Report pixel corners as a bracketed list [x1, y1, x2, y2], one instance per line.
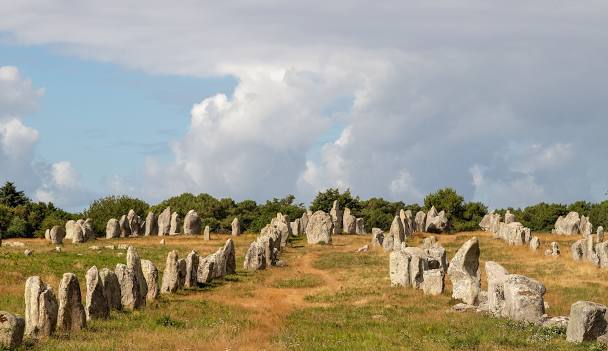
[1, 2, 608, 208]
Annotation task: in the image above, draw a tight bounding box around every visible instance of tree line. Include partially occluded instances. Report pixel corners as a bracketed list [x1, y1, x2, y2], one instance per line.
[0, 181, 606, 239]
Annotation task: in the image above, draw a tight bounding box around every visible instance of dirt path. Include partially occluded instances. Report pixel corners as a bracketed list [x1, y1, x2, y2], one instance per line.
[202, 244, 347, 351]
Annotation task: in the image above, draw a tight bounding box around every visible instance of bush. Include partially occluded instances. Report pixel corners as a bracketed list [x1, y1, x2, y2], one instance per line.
[83, 195, 149, 236]
[358, 197, 406, 231]
[310, 188, 361, 213]
[248, 195, 305, 233]
[452, 201, 487, 232]
[6, 216, 31, 237]
[423, 188, 465, 221]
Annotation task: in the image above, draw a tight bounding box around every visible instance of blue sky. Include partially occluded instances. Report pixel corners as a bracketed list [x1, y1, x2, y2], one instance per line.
[0, 2, 606, 211]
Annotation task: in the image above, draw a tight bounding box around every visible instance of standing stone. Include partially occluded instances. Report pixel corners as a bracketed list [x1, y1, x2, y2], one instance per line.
[99, 268, 121, 310]
[355, 218, 366, 235]
[85, 266, 109, 320]
[580, 215, 593, 237]
[330, 200, 343, 235]
[300, 211, 310, 233]
[71, 223, 85, 244]
[244, 241, 266, 271]
[49, 225, 65, 245]
[425, 206, 449, 233]
[118, 215, 130, 237]
[597, 226, 605, 243]
[447, 237, 480, 305]
[371, 228, 384, 246]
[184, 210, 202, 235]
[502, 274, 546, 322]
[231, 217, 241, 236]
[140, 260, 159, 301]
[566, 301, 608, 342]
[144, 212, 158, 236]
[184, 251, 199, 289]
[389, 250, 411, 287]
[530, 236, 540, 251]
[342, 208, 357, 234]
[485, 261, 509, 316]
[115, 264, 141, 310]
[106, 218, 120, 239]
[24, 276, 58, 338]
[597, 242, 608, 268]
[127, 209, 143, 236]
[550, 242, 560, 256]
[290, 219, 301, 237]
[213, 239, 236, 277]
[0, 311, 25, 349]
[45, 228, 50, 241]
[415, 211, 426, 232]
[169, 212, 181, 235]
[388, 216, 404, 251]
[82, 218, 94, 241]
[306, 211, 333, 245]
[554, 212, 581, 235]
[197, 256, 215, 284]
[382, 231, 394, 252]
[399, 209, 410, 236]
[158, 207, 171, 235]
[57, 273, 86, 331]
[65, 220, 76, 241]
[203, 225, 210, 240]
[504, 210, 515, 224]
[403, 247, 428, 289]
[272, 213, 292, 248]
[425, 243, 448, 273]
[571, 240, 585, 261]
[161, 250, 179, 294]
[126, 246, 147, 305]
[177, 258, 187, 289]
[422, 269, 444, 296]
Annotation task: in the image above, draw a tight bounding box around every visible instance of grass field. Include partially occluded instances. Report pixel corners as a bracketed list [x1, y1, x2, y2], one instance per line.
[1, 231, 607, 350]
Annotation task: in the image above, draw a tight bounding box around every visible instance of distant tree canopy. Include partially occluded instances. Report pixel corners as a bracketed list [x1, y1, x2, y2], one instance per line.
[83, 195, 150, 235]
[0, 182, 29, 207]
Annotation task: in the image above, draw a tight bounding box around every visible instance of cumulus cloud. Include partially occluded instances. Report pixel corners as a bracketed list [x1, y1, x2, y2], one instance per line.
[1, 2, 607, 207]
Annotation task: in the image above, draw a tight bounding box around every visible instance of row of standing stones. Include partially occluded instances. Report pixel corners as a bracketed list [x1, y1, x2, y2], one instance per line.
[0, 240, 236, 349]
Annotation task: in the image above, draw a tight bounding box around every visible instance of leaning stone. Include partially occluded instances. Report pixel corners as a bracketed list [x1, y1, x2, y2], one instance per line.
[447, 237, 480, 305]
[140, 260, 159, 301]
[306, 211, 333, 245]
[85, 266, 109, 320]
[57, 273, 86, 331]
[485, 261, 509, 316]
[422, 269, 444, 296]
[231, 217, 241, 236]
[24, 276, 58, 338]
[161, 250, 179, 294]
[99, 268, 121, 310]
[389, 250, 411, 287]
[126, 246, 147, 306]
[0, 311, 25, 349]
[184, 251, 199, 289]
[115, 264, 141, 310]
[566, 301, 608, 342]
[502, 274, 546, 323]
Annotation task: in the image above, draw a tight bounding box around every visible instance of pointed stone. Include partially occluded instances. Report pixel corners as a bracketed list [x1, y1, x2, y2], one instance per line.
[57, 273, 86, 331]
[141, 260, 160, 301]
[85, 266, 109, 320]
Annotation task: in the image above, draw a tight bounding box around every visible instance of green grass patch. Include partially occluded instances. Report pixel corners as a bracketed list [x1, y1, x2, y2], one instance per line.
[313, 252, 383, 270]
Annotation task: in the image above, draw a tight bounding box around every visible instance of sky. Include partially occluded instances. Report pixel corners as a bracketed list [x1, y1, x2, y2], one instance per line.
[0, 1, 607, 212]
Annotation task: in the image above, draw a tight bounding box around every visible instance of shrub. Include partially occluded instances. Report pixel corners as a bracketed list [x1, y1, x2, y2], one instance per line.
[310, 188, 361, 213]
[423, 188, 464, 221]
[83, 195, 149, 236]
[6, 216, 31, 237]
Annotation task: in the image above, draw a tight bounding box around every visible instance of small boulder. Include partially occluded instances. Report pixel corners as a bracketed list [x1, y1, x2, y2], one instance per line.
[422, 269, 444, 296]
[502, 274, 546, 323]
[0, 311, 25, 349]
[566, 301, 608, 342]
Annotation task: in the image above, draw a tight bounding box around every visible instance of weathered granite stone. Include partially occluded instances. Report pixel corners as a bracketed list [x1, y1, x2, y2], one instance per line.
[300, 211, 310, 234]
[99, 268, 121, 310]
[389, 250, 411, 287]
[244, 241, 266, 271]
[49, 225, 65, 245]
[119, 215, 130, 238]
[598, 226, 605, 243]
[231, 217, 241, 236]
[71, 223, 85, 244]
[580, 215, 593, 237]
[197, 256, 215, 284]
[272, 213, 292, 247]
[342, 208, 356, 234]
[330, 200, 343, 235]
[550, 241, 560, 256]
[425, 243, 448, 273]
[485, 261, 509, 316]
[597, 241, 608, 268]
[126, 246, 147, 305]
[144, 212, 158, 236]
[0, 311, 25, 349]
[504, 210, 515, 224]
[158, 207, 171, 235]
[447, 237, 480, 305]
[177, 258, 187, 289]
[140, 260, 159, 301]
[184, 210, 202, 235]
[306, 211, 333, 245]
[106, 218, 120, 239]
[554, 212, 581, 235]
[355, 218, 365, 235]
[65, 220, 76, 241]
[184, 251, 199, 289]
[388, 215, 404, 251]
[57, 273, 86, 331]
[85, 266, 109, 320]
[422, 269, 444, 296]
[566, 301, 608, 342]
[502, 274, 546, 323]
[425, 206, 449, 233]
[290, 218, 301, 237]
[170, 212, 181, 235]
[371, 228, 384, 246]
[211, 239, 236, 278]
[161, 250, 179, 293]
[530, 236, 540, 251]
[24, 276, 58, 338]
[572, 240, 585, 261]
[414, 211, 426, 232]
[115, 264, 142, 310]
[203, 225, 210, 240]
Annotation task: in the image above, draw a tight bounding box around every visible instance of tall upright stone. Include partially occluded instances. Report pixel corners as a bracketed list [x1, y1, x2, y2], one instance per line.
[184, 250, 199, 289]
[99, 268, 121, 310]
[389, 250, 411, 287]
[119, 214, 130, 237]
[231, 217, 241, 236]
[388, 216, 404, 251]
[447, 237, 480, 305]
[85, 266, 109, 320]
[300, 211, 310, 233]
[24, 276, 58, 338]
[65, 220, 76, 241]
[71, 223, 85, 244]
[115, 264, 142, 310]
[140, 260, 160, 301]
[161, 250, 179, 294]
[49, 225, 65, 245]
[597, 226, 605, 243]
[203, 225, 210, 240]
[126, 246, 147, 305]
[272, 213, 292, 247]
[306, 211, 333, 245]
[57, 273, 86, 331]
[290, 218, 301, 237]
[169, 212, 181, 235]
[414, 211, 426, 232]
[144, 212, 158, 236]
[0, 311, 25, 349]
[355, 218, 366, 235]
[485, 261, 509, 316]
[244, 241, 266, 271]
[158, 207, 171, 235]
[106, 218, 120, 239]
[342, 208, 357, 234]
[184, 210, 202, 235]
[330, 200, 343, 235]
[127, 209, 142, 236]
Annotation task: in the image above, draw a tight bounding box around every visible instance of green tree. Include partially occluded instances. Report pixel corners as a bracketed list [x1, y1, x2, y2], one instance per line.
[83, 195, 149, 236]
[248, 195, 305, 233]
[358, 197, 406, 231]
[453, 201, 488, 232]
[423, 187, 464, 220]
[6, 216, 31, 237]
[0, 204, 12, 234]
[0, 182, 30, 207]
[310, 188, 361, 213]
